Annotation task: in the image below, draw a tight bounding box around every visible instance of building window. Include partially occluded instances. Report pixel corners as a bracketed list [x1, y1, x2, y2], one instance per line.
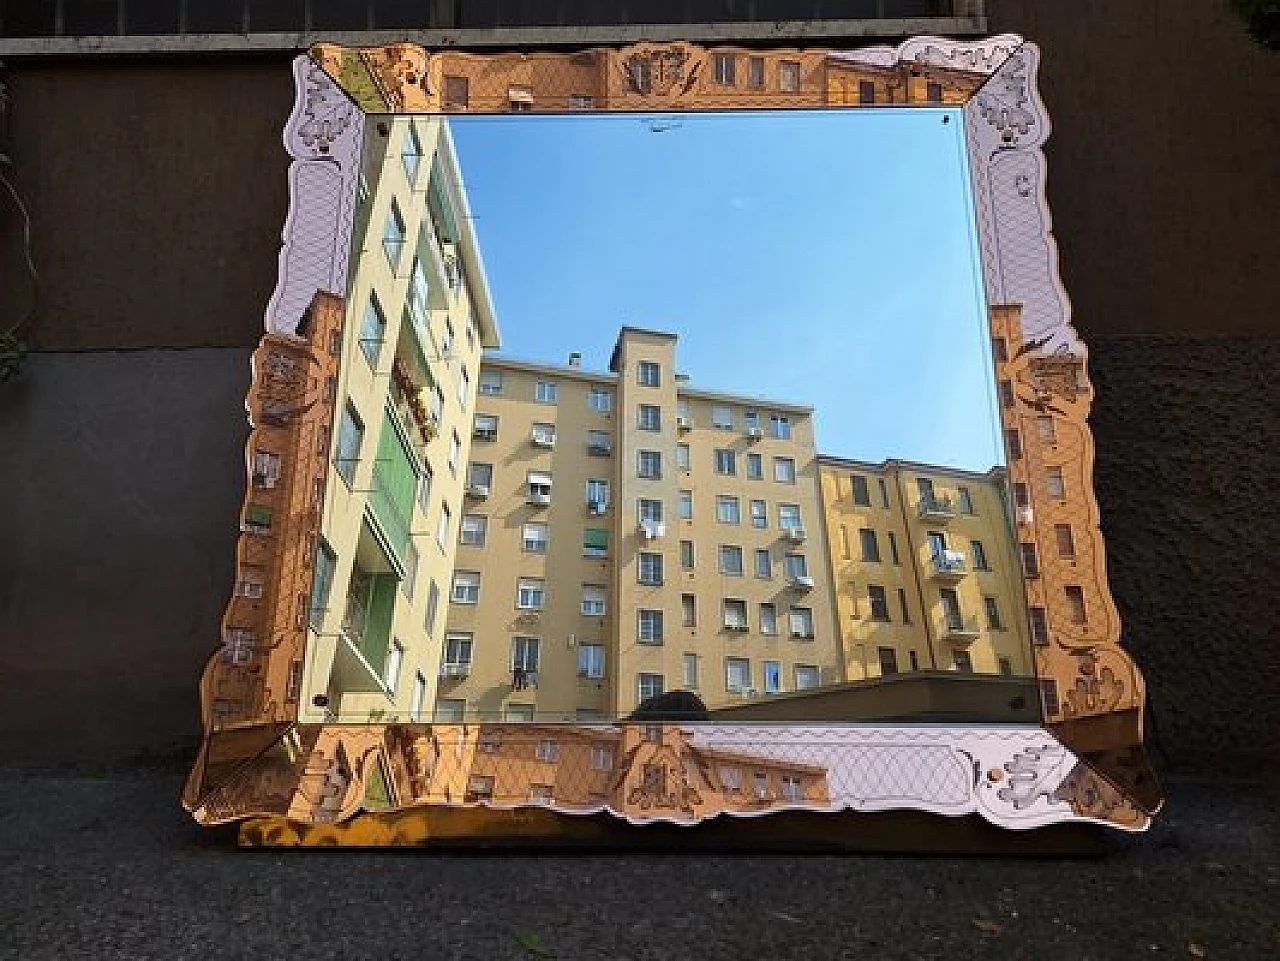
[638, 609, 664, 643]
[584, 527, 609, 558]
[517, 577, 546, 610]
[750, 499, 767, 529]
[359, 294, 386, 368]
[1013, 482, 1031, 511]
[1029, 606, 1050, 646]
[1021, 543, 1040, 578]
[587, 479, 610, 512]
[478, 370, 502, 395]
[508, 85, 534, 111]
[588, 388, 613, 412]
[629, 58, 653, 94]
[448, 431, 461, 473]
[532, 423, 556, 447]
[682, 653, 699, 689]
[1046, 467, 1066, 499]
[637, 361, 661, 387]
[957, 487, 974, 514]
[1056, 524, 1076, 558]
[383, 200, 406, 268]
[953, 649, 973, 673]
[926, 81, 944, 103]
[970, 539, 990, 571]
[770, 414, 792, 440]
[748, 55, 765, 88]
[536, 380, 558, 403]
[527, 472, 553, 503]
[859, 528, 881, 562]
[723, 599, 749, 631]
[897, 588, 911, 624]
[638, 673, 665, 702]
[851, 475, 870, 506]
[451, 570, 480, 604]
[774, 457, 796, 484]
[778, 504, 802, 531]
[443, 633, 473, 675]
[1037, 416, 1057, 442]
[992, 336, 1008, 362]
[794, 665, 820, 690]
[712, 405, 733, 430]
[859, 79, 876, 104]
[581, 584, 608, 617]
[719, 545, 744, 576]
[443, 75, 469, 109]
[887, 532, 900, 565]
[680, 540, 695, 570]
[467, 463, 493, 492]
[999, 380, 1015, 408]
[384, 639, 405, 694]
[473, 413, 498, 442]
[984, 596, 1003, 630]
[334, 403, 364, 487]
[868, 585, 890, 621]
[681, 594, 697, 627]
[638, 552, 664, 586]
[1065, 585, 1087, 623]
[676, 444, 692, 471]
[760, 603, 778, 635]
[878, 647, 899, 676]
[754, 549, 772, 579]
[714, 449, 737, 475]
[789, 607, 815, 639]
[522, 522, 550, 553]
[746, 453, 763, 479]
[569, 93, 595, 109]
[638, 450, 662, 479]
[309, 540, 337, 631]
[436, 503, 452, 549]
[403, 540, 419, 599]
[719, 766, 743, 791]
[678, 491, 693, 519]
[505, 704, 535, 721]
[638, 404, 661, 431]
[877, 477, 890, 509]
[411, 672, 427, 719]
[425, 580, 440, 635]
[1006, 428, 1023, 460]
[435, 698, 466, 722]
[726, 657, 751, 692]
[416, 462, 433, 516]
[779, 60, 800, 92]
[713, 53, 736, 85]
[998, 657, 1014, 677]
[716, 496, 741, 524]
[784, 554, 808, 580]
[585, 429, 612, 456]
[638, 498, 663, 524]
[512, 636, 540, 678]
[758, 659, 781, 694]
[578, 642, 606, 679]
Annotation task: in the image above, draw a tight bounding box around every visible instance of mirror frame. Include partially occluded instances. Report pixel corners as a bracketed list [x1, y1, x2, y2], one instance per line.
[182, 34, 1162, 845]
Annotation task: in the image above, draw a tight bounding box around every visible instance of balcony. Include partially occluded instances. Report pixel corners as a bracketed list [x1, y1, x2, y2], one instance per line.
[439, 663, 471, 680]
[639, 519, 666, 541]
[918, 495, 956, 522]
[790, 575, 816, 592]
[930, 550, 967, 580]
[941, 613, 982, 644]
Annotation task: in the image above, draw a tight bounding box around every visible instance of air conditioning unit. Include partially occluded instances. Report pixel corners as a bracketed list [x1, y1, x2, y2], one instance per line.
[528, 491, 552, 506]
[724, 621, 749, 632]
[532, 433, 556, 449]
[790, 575, 815, 591]
[747, 427, 763, 440]
[1016, 506, 1034, 525]
[588, 500, 608, 515]
[465, 484, 490, 499]
[741, 687, 760, 697]
[441, 241, 458, 263]
[639, 520, 666, 540]
[786, 527, 807, 543]
[441, 664, 471, 678]
[676, 416, 692, 430]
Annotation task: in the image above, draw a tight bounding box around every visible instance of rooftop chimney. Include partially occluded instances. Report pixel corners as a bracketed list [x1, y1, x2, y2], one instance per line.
[568, 352, 582, 368]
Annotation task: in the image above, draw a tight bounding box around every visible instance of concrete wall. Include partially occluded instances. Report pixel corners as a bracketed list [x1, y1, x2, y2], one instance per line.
[0, 0, 1277, 773]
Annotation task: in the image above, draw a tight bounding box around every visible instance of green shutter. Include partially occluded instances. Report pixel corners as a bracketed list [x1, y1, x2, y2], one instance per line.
[377, 410, 418, 519]
[584, 528, 609, 550]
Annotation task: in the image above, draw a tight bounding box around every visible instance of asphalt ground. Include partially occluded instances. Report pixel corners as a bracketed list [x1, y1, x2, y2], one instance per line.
[0, 769, 1276, 960]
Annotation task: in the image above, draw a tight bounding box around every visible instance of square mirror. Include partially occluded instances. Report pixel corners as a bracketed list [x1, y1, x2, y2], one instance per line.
[184, 36, 1162, 845]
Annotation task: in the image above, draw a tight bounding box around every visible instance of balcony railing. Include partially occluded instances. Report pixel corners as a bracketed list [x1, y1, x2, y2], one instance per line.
[367, 463, 411, 567]
[931, 550, 967, 578]
[942, 613, 982, 642]
[918, 495, 957, 521]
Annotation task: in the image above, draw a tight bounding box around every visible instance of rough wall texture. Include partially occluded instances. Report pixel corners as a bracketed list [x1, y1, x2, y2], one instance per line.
[0, 349, 251, 764]
[0, 341, 1275, 775]
[1087, 337, 1280, 777]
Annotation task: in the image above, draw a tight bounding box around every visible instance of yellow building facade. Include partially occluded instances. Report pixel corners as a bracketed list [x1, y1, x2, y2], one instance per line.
[437, 327, 844, 722]
[300, 113, 501, 724]
[817, 456, 1035, 681]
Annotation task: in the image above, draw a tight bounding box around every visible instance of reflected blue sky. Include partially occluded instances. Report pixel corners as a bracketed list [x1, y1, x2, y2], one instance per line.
[449, 108, 1003, 472]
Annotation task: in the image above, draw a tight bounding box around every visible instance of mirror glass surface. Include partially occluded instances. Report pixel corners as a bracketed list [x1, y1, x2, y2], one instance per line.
[299, 106, 1040, 727]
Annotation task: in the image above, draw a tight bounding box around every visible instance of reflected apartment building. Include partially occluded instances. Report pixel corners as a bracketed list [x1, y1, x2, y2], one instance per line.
[817, 456, 1034, 681]
[421, 46, 986, 113]
[438, 328, 844, 721]
[300, 112, 501, 724]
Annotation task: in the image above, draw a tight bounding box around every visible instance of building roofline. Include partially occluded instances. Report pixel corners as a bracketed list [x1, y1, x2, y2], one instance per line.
[678, 385, 814, 414]
[437, 120, 502, 350]
[481, 353, 617, 384]
[817, 452, 1006, 481]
